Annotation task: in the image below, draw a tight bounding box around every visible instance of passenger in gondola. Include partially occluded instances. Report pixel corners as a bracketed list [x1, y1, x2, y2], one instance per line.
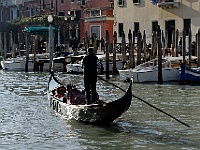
[65, 84, 86, 105]
[55, 86, 66, 99]
[82, 47, 101, 104]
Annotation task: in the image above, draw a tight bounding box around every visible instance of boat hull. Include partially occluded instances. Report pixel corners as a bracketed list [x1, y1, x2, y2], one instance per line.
[2, 60, 64, 71]
[66, 64, 83, 74]
[47, 72, 132, 124]
[185, 67, 200, 83]
[66, 61, 123, 74]
[119, 68, 179, 83]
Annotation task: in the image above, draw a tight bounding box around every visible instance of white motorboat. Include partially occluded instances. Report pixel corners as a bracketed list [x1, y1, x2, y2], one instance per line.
[66, 54, 124, 74]
[118, 57, 181, 83]
[66, 55, 85, 73]
[1, 53, 65, 72]
[1, 56, 32, 71]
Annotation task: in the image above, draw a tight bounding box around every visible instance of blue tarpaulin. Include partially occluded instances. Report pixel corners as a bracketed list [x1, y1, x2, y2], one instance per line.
[151, 0, 157, 5]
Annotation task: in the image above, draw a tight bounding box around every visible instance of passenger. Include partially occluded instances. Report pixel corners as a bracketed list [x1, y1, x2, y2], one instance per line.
[65, 84, 72, 104]
[65, 84, 86, 105]
[55, 86, 66, 99]
[67, 88, 86, 105]
[55, 89, 62, 98]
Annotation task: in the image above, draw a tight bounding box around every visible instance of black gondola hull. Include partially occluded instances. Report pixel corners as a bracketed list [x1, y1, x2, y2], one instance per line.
[47, 72, 132, 124]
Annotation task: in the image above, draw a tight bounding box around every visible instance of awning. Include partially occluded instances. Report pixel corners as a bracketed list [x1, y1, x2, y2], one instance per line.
[23, 26, 57, 35]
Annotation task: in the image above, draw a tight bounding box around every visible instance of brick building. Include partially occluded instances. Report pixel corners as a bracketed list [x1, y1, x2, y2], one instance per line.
[0, 0, 114, 45]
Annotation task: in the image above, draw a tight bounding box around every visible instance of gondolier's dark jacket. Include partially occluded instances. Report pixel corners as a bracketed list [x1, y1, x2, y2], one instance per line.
[83, 53, 98, 81]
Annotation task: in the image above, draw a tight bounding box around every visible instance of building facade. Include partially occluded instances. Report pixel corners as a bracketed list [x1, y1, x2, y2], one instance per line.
[114, 0, 200, 47]
[0, 0, 114, 45]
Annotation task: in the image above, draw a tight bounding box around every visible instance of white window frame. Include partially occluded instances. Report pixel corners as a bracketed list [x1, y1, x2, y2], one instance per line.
[90, 9, 101, 17]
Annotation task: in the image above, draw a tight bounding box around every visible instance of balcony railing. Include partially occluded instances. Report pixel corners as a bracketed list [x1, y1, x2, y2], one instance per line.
[157, 0, 180, 8]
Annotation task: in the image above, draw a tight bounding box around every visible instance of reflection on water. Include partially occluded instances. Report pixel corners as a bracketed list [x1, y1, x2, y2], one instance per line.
[0, 71, 200, 150]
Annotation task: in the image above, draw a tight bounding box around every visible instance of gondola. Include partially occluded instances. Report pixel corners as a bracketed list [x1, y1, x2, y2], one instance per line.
[47, 72, 132, 124]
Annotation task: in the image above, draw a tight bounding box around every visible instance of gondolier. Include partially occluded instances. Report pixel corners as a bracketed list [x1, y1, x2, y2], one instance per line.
[82, 47, 101, 104]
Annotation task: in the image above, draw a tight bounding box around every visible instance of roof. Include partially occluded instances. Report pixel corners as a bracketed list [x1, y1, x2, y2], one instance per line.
[22, 26, 57, 35]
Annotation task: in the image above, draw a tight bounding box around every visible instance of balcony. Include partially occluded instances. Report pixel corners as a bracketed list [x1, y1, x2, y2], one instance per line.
[157, 0, 180, 8]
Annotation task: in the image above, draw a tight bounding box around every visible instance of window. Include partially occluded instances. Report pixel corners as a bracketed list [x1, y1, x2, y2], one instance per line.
[134, 22, 139, 36]
[76, 10, 81, 20]
[30, 7, 33, 16]
[118, 23, 123, 37]
[71, 0, 75, 2]
[118, 0, 124, 6]
[59, 12, 65, 16]
[50, 0, 54, 9]
[61, 0, 64, 4]
[70, 10, 75, 17]
[21, 8, 24, 17]
[90, 10, 101, 17]
[41, 0, 45, 10]
[184, 19, 191, 36]
[10, 9, 13, 20]
[133, 0, 140, 4]
[1, 11, 4, 22]
[81, 0, 86, 5]
[152, 21, 158, 32]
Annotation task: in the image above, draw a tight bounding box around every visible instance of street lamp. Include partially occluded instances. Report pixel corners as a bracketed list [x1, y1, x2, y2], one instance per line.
[66, 10, 76, 52]
[64, 11, 76, 52]
[48, 15, 53, 72]
[64, 16, 68, 52]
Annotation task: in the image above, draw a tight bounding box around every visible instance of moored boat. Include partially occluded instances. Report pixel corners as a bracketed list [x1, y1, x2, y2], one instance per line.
[181, 67, 200, 84]
[47, 72, 132, 124]
[1, 54, 65, 72]
[118, 57, 182, 83]
[66, 54, 123, 74]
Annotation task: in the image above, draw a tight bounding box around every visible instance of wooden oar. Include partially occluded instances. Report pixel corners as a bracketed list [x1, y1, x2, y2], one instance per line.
[97, 76, 190, 128]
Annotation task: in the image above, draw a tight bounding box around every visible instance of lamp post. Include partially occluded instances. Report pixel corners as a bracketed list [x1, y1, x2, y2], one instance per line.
[66, 10, 75, 52]
[64, 16, 67, 52]
[48, 15, 53, 72]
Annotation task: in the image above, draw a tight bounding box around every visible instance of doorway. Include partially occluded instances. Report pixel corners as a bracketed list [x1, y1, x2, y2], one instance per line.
[165, 20, 175, 48]
[90, 25, 100, 40]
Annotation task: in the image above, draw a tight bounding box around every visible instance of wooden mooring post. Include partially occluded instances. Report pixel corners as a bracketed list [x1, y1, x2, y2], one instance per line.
[112, 31, 118, 75]
[197, 29, 200, 67]
[143, 30, 146, 63]
[132, 31, 135, 68]
[25, 33, 29, 72]
[121, 31, 126, 68]
[128, 29, 133, 69]
[137, 31, 142, 66]
[175, 29, 179, 57]
[172, 30, 175, 57]
[0, 32, 2, 56]
[151, 31, 156, 60]
[157, 25, 163, 84]
[188, 28, 192, 67]
[105, 30, 110, 79]
[179, 29, 186, 84]
[93, 34, 97, 54]
[4, 32, 7, 59]
[85, 31, 89, 52]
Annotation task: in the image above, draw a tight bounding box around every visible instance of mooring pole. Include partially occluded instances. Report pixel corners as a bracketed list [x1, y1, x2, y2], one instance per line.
[157, 25, 163, 84]
[105, 30, 110, 79]
[25, 33, 29, 72]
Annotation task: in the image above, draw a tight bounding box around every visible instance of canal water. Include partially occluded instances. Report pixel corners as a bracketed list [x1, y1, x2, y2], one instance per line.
[0, 71, 200, 150]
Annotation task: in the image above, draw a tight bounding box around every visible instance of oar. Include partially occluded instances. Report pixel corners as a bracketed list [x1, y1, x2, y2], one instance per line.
[97, 76, 190, 128]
